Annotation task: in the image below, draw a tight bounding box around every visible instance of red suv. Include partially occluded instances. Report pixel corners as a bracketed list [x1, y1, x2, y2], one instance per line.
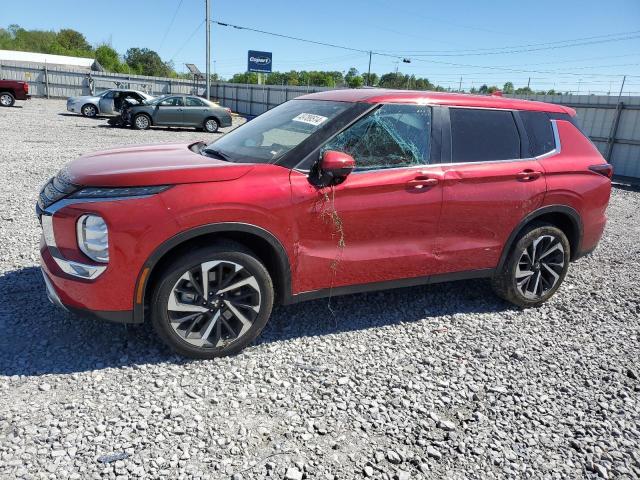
[37, 89, 612, 358]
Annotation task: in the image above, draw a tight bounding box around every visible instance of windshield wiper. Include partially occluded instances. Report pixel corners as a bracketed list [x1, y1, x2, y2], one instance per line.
[202, 147, 233, 162]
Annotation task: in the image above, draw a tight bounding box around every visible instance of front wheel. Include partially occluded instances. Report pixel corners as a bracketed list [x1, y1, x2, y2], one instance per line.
[492, 223, 570, 308]
[151, 243, 274, 359]
[0, 92, 16, 107]
[133, 114, 151, 130]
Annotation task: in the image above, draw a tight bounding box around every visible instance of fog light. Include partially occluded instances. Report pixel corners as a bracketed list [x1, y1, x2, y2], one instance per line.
[77, 214, 109, 262]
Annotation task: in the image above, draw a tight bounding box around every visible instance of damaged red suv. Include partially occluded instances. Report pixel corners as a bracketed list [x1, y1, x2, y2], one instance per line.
[37, 89, 612, 358]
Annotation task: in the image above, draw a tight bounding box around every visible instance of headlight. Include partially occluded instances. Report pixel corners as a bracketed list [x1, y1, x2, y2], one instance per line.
[77, 214, 109, 263]
[69, 185, 171, 199]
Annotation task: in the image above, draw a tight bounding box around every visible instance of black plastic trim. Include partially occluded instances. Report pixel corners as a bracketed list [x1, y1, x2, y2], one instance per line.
[496, 204, 583, 270]
[133, 222, 292, 323]
[68, 307, 134, 324]
[289, 268, 494, 304]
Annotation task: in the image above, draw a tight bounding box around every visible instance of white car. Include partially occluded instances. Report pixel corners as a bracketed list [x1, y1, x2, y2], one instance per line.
[66, 89, 154, 117]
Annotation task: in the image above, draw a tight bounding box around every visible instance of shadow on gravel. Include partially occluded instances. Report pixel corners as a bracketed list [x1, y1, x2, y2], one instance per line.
[0, 266, 509, 377]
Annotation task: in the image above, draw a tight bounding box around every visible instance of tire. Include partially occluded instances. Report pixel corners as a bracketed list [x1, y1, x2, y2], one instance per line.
[150, 242, 274, 359]
[81, 103, 97, 117]
[133, 114, 151, 130]
[492, 222, 570, 308]
[0, 92, 15, 107]
[203, 117, 219, 133]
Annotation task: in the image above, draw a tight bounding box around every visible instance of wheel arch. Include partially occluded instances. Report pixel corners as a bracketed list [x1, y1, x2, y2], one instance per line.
[133, 222, 292, 324]
[497, 205, 583, 271]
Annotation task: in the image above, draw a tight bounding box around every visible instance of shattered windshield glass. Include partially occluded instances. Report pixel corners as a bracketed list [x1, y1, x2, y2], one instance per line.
[324, 104, 431, 170]
[203, 100, 350, 163]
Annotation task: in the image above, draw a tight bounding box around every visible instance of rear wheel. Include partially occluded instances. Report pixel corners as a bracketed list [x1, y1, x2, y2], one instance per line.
[0, 92, 15, 107]
[133, 114, 151, 130]
[204, 117, 219, 133]
[81, 103, 97, 117]
[492, 223, 570, 307]
[151, 243, 274, 359]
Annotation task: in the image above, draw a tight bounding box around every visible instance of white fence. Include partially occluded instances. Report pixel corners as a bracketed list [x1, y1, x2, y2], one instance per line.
[1, 60, 638, 182]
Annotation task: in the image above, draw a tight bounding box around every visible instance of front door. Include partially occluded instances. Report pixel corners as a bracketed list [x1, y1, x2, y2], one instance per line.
[436, 107, 547, 274]
[290, 103, 444, 294]
[153, 96, 184, 125]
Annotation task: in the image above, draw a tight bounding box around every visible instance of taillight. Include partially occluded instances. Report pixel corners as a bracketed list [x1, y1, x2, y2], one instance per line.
[589, 164, 613, 179]
[23, 82, 29, 93]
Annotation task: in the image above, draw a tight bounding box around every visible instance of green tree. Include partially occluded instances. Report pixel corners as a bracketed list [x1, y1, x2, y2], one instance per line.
[345, 68, 363, 88]
[56, 29, 92, 53]
[94, 44, 126, 72]
[503, 82, 514, 94]
[361, 72, 378, 86]
[124, 48, 173, 77]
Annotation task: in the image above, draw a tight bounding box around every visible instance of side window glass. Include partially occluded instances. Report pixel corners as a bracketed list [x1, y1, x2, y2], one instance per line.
[160, 97, 183, 106]
[323, 104, 431, 170]
[186, 97, 204, 107]
[520, 111, 555, 157]
[450, 108, 521, 162]
[102, 91, 115, 99]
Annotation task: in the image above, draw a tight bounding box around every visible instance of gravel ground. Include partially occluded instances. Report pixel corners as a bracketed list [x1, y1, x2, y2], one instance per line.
[1, 98, 639, 480]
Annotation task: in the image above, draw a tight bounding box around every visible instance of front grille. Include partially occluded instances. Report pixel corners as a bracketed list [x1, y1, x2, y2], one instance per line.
[38, 170, 79, 211]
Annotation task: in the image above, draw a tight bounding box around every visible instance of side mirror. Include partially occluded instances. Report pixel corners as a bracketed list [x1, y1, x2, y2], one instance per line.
[312, 150, 355, 187]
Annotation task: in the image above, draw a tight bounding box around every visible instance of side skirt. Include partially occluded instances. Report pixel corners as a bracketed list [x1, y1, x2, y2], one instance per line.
[287, 268, 494, 304]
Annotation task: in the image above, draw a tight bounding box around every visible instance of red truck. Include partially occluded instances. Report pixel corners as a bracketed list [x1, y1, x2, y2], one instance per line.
[0, 79, 30, 107]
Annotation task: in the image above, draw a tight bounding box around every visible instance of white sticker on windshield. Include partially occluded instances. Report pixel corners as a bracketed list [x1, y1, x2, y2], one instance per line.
[292, 113, 328, 126]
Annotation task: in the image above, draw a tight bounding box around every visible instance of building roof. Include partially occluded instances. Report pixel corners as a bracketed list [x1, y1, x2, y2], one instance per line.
[0, 50, 103, 71]
[298, 88, 575, 115]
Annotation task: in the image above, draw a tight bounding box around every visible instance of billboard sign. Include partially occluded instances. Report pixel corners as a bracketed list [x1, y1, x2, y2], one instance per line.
[248, 50, 272, 73]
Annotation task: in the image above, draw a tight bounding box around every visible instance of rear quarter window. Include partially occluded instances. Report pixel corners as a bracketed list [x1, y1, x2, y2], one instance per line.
[520, 111, 556, 157]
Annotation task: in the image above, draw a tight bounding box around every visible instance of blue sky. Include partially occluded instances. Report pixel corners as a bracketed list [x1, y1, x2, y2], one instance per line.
[5, 0, 640, 94]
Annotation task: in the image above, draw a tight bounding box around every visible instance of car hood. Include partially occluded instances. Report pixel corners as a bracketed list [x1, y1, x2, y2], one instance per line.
[63, 142, 255, 187]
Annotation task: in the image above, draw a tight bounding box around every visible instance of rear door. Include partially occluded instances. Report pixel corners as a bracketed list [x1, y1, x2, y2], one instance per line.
[435, 107, 546, 274]
[183, 96, 208, 127]
[153, 96, 185, 125]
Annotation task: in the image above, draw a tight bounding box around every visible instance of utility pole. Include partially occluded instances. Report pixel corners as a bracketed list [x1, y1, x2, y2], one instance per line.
[458, 76, 462, 92]
[617, 75, 626, 98]
[367, 51, 372, 86]
[205, 0, 211, 100]
[526, 77, 530, 89]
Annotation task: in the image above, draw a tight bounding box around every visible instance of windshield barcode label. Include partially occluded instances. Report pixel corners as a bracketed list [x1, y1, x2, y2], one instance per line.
[292, 113, 328, 126]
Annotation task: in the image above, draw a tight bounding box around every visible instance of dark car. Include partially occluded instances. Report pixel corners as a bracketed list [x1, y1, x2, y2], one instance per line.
[37, 89, 612, 359]
[0, 79, 30, 107]
[122, 94, 233, 132]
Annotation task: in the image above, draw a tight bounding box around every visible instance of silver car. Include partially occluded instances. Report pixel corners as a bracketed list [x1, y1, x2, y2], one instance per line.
[66, 89, 154, 117]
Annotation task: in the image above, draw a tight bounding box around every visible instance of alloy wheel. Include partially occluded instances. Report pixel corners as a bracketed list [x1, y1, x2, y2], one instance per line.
[83, 105, 96, 117]
[0, 94, 13, 106]
[167, 260, 261, 348]
[135, 115, 149, 129]
[205, 119, 218, 132]
[515, 234, 565, 300]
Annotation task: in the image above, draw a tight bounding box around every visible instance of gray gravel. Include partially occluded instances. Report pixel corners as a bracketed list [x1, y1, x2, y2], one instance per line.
[1, 98, 640, 479]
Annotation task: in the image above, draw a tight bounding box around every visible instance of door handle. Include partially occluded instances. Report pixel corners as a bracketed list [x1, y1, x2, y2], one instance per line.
[516, 170, 542, 181]
[407, 177, 439, 190]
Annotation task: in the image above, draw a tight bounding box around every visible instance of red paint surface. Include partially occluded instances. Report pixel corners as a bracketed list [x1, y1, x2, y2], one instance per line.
[42, 93, 609, 314]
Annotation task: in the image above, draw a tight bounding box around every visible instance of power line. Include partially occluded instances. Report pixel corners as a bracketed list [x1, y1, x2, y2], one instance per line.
[382, 30, 640, 55]
[405, 34, 640, 57]
[159, 0, 184, 50]
[170, 19, 205, 63]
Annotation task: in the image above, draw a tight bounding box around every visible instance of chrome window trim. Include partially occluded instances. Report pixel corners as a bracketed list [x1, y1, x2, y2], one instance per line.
[297, 120, 561, 176]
